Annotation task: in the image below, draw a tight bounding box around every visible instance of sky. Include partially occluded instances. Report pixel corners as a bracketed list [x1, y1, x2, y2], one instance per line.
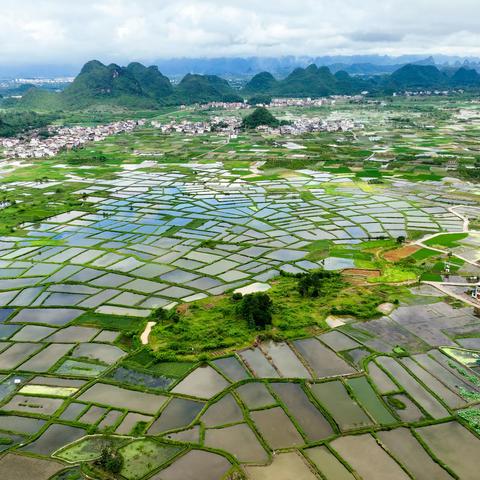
[1, 0, 479, 65]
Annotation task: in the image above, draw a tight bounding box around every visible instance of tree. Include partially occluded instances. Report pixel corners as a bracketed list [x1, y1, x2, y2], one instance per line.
[238, 292, 273, 329]
[96, 446, 123, 474]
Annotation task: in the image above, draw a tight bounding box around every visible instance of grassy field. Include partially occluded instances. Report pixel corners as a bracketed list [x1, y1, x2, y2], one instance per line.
[424, 233, 469, 248]
[149, 274, 410, 360]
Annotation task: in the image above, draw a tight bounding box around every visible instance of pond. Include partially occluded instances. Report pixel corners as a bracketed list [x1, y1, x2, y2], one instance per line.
[78, 383, 167, 415]
[305, 446, 355, 480]
[151, 449, 231, 480]
[346, 376, 396, 425]
[171, 365, 229, 399]
[212, 356, 250, 382]
[249, 407, 303, 449]
[204, 423, 268, 464]
[377, 428, 453, 480]
[201, 394, 243, 427]
[311, 381, 374, 431]
[416, 422, 479, 480]
[270, 382, 333, 442]
[148, 398, 205, 434]
[262, 342, 311, 379]
[331, 434, 410, 480]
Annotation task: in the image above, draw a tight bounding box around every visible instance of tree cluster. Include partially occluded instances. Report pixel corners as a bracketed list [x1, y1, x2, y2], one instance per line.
[0, 111, 56, 137]
[95, 446, 123, 474]
[237, 292, 273, 329]
[241, 107, 281, 129]
[297, 270, 345, 298]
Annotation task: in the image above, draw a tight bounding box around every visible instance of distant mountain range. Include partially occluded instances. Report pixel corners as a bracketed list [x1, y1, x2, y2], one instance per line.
[2, 55, 480, 80]
[242, 63, 480, 97]
[5, 60, 480, 111]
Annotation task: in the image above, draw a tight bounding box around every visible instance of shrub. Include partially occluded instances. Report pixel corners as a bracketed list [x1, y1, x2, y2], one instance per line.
[297, 269, 344, 298]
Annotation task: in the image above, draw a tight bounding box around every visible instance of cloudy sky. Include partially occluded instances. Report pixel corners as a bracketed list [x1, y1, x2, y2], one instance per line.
[1, 0, 479, 64]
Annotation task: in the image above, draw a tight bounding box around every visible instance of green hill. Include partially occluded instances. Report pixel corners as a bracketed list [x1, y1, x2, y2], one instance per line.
[387, 64, 448, 89]
[243, 64, 368, 98]
[61, 60, 159, 108]
[0, 111, 57, 136]
[126, 62, 174, 100]
[242, 107, 280, 129]
[243, 72, 278, 94]
[173, 73, 242, 104]
[450, 67, 480, 87]
[8, 60, 480, 113]
[13, 87, 64, 111]
[13, 60, 241, 110]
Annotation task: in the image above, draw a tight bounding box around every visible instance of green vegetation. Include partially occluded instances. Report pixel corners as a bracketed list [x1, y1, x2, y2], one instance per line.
[297, 270, 345, 297]
[74, 313, 145, 334]
[448, 361, 480, 386]
[237, 292, 273, 329]
[424, 233, 468, 248]
[0, 110, 57, 137]
[386, 396, 407, 410]
[119, 440, 183, 480]
[458, 408, 480, 434]
[150, 274, 406, 360]
[0, 183, 89, 235]
[95, 444, 124, 475]
[11, 60, 241, 110]
[0, 74, 480, 480]
[410, 248, 440, 261]
[241, 107, 281, 129]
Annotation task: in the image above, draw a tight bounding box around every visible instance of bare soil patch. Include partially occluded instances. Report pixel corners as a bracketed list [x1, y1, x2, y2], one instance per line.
[342, 269, 381, 277]
[384, 245, 420, 262]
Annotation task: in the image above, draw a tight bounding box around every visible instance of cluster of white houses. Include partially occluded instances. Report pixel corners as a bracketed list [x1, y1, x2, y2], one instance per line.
[279, 117, 363, 134]
[0, 120, 143, 159]
[188, 96, 363, 111]
[151, 116, 241, 135]
[151, 114, 361, 137]
[269, 97, 334, 107]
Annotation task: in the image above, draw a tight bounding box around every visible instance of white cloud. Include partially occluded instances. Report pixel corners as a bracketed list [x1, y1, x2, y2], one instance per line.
[0, 0, 479, 65]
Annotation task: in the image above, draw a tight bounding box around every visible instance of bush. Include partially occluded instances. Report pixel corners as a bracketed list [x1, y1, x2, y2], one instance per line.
[387, 396, 406, 410]
[238, 292, 273, 329]
[297, 269, 344, 298]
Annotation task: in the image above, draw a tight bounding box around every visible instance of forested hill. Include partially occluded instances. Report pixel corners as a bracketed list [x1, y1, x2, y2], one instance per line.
[14, 60, 242, 110]
[0, 111, 56, 137]
[243, 63, 480, 97]
[8, 60, 480, 111]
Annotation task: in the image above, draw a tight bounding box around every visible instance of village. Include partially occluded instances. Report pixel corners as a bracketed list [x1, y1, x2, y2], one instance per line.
[0, 96, 367, 160]
[0, 119, 143, 159]
[152, 114, 362, 136]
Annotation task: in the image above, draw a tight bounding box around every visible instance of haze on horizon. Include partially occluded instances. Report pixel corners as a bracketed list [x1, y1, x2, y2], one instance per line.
[1, 0, 479, 68]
